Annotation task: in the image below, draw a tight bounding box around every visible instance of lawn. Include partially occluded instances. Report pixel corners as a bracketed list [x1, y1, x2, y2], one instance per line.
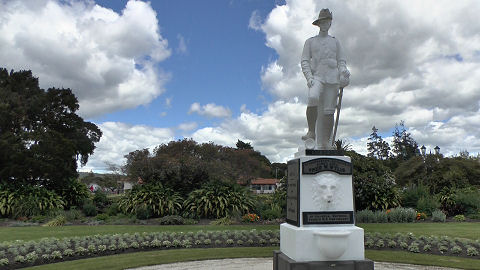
[0, 224, 279, 242]
[20, 248, 480, 270]
[2, 223, 479, 269]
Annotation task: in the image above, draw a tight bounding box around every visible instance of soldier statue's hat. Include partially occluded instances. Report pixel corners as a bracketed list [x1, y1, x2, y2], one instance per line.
[312, 8, 332, 26]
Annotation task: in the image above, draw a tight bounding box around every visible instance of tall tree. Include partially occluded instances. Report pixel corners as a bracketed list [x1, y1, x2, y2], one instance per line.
[0, 68, 102, 191]
[236, 139, 253, 150]
[391, 121, 418, 160]
[367, 126, 390, 160]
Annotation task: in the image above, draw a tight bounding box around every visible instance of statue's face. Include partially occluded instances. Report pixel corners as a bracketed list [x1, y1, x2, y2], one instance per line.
[319, 19, 331, 32]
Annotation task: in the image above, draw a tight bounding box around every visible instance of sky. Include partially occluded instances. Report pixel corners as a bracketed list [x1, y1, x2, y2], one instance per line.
[1, 0, 479, 172]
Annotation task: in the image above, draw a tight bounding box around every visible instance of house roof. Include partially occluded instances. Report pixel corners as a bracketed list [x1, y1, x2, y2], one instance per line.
[251, 178, 279, 185]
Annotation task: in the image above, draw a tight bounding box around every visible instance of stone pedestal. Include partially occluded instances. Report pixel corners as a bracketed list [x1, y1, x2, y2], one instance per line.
[274, 151, 373, 270]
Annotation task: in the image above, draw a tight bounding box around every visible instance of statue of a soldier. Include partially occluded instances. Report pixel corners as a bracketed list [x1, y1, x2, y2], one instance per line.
[301, 9, 350, 150]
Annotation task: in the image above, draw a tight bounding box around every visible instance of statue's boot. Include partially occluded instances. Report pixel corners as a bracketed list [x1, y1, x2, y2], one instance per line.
[318, 114, 334, 150]
[301, 106, 317, 140]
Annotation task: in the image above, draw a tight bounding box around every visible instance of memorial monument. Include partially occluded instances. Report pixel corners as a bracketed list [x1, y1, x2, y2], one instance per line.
[273, 9, 374, 270]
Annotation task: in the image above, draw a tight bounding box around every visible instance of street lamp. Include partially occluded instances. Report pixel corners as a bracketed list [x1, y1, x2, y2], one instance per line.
[434, 146, 440, 155]
[420, 145, 426, 156]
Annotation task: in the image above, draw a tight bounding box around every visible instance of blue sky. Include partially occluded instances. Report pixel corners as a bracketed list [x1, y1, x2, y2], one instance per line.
[93, 0, 280, 130]
[1, 0, 479, 172]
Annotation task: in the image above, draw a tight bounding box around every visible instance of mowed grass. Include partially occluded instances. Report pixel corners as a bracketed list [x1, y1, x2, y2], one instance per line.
[2, 222, 478, 242]
[21, 248, 480, 270]
[23, 247, 278, 270]
[0, 224, 279, 242]
[359, 222, 480, 240]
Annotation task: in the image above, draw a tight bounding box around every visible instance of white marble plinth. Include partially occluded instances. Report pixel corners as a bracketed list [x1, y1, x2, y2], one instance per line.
[280, 223, 365, 262]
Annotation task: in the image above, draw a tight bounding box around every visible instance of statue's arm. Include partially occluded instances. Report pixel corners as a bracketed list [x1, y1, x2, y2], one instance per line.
[301, 39, 314, 85]
[336, 39, 348, 74]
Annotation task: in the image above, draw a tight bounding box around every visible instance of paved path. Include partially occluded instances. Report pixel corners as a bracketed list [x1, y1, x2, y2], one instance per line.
[128, 258, 460, 270]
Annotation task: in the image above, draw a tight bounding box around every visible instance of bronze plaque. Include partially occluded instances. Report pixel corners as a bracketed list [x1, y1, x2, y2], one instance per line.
[302, 158, 352, 175]
[286, 159, 300, 226]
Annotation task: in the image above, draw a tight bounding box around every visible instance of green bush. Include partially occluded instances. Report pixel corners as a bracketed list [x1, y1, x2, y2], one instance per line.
[93, 191, 109, 209]
[96, 213, 110, 221]
[82, 201, 97, 217]
[388, 207, 416, 223]
[135, 205, 151, 220]
[0, 186, 64, 218]
[452, 188, 480, 216]
[158, 215, 185, 225]
[401, 184, 430, 208]
[118, 183, 183, 217]
[374, 211, 388, 223]
[43, 215, 66, 226]
[416, 195, 440, 216]
[261, 206, 283, 220]
[56, 179, 89, 209]
[356, 210, 376, 223]
[453, 214, 466, 222]
[184, 181, 255, 218]
[106, 203, 119, 216]
[431, 209, 446, 222]
[64, 208, 82, 221]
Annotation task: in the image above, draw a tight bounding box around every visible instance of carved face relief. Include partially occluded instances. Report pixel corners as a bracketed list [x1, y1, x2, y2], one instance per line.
[312, 173, 338, 209]
[318, 19, 331, 32]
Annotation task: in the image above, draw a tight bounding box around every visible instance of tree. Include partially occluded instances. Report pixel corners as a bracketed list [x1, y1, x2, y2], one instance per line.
[123, 139, 272, 195]
[0, 68, 102, 192]
[236, 139, 253, 150]
[367, 126, 390, 160]
[391, 121, 418, 160]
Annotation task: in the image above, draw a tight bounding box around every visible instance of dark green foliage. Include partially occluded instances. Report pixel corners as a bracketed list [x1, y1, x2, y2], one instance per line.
[236, 139, 253, 150]
[106, 203, 119, 216]
[416, 196, 440, 216]
[56, 179, 89, 209]
[157, 215, 186, 225]
[367, 126, 390, 160]
[401, 185, 430, 208]
[118, 183, 183, 217]
[123, 139, 272, 195]
[183, 181, 255, 218]
[0, 185, 64, 218]
[346, 152, 400, 211]
[93, 191, 109, 209]
[391, 121, 419, 161]
[82, 201, 97, 217]
[451, 188, 480, 216]
[135, 205, 151, 220]
[0, 68, 101, 191]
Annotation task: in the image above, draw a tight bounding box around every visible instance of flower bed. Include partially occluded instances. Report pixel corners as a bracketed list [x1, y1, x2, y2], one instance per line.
[0, 230, 279, 269]
[0, 230, 479, 269]
[365, 232, 480, 258]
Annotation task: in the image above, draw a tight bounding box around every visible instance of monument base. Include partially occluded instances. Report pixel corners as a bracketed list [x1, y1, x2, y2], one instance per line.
[273, 251, 374, 270]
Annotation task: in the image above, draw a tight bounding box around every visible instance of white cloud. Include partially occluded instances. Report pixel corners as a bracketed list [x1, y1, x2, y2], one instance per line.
[78, 122, 174, 172]
[188, 102, 232, 118]
[248, 10, 262, 31]
[176, 34, 188, 54]
[178, 122, 198, 132]
[0, 0, 171, 118]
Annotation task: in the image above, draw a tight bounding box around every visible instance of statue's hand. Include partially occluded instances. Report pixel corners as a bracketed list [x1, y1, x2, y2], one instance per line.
[339, 67, 350, 78]
[307, 78, 315, 88]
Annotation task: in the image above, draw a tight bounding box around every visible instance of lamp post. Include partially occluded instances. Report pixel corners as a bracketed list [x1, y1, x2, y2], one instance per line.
[434, 146, 440, 155]
[420, 145, 426, 157]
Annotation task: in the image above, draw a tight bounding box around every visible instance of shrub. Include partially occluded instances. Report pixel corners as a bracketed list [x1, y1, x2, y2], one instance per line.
[242, 213, 260, 223]
[451, 245, 462, 254]
[431, 209, 446, 222]
[96, 213, 110, 221]
[158, 215, 185, 225]
[118, 183, 183, 217]
[260, 206, 283, 220]
[452, 188, 480, 216]
[0, 258, 9, 266]
[423, 244, 432, 251]
[0, 186, 65, 218]
[64, 208, 82, 221]
[93, 191, 109, 209]
[184, 181, 255, 218]
[438, 245, 448, 253]
[388, 207, 416, 223]
[210, 217, 233, 225]
[56, 179, 89, 209]
[416, 196, 440, 216]
[43, 215, 67, 226]
[135, 205, 151, 220]
[408, 242, 420, 253]
[374, 211, 388, 223]
[416, 212, 427, 221]
[401, 185, 429, 208]
[453, 214, 466, 222]
[82, 201, 97, 217]
[106, 203, 119, 216]
[356, 210, 375, 223]
[467, 246, 479, 256]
